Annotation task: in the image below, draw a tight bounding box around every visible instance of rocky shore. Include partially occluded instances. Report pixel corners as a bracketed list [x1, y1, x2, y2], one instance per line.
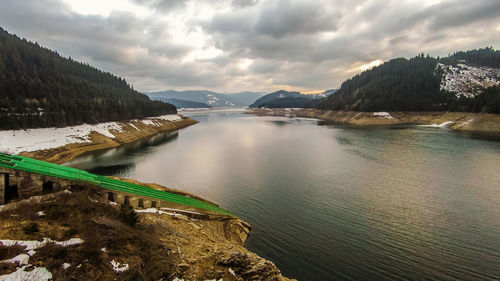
[246, 108, 500, 133]
[0, 114, 295, 280]
[0, 115, 198, 164]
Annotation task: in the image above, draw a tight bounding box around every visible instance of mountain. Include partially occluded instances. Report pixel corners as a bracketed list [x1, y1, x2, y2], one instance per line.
[257, 97, 320, 108]
[149, 98, 211, 109]
[317, 48, 500, 113]
[228, 91, 265, 106]
[249, 90, 327, 108]
[249, 90, 302, 108]
[145, 90, 264, 107]
[0, 27, 176, 130]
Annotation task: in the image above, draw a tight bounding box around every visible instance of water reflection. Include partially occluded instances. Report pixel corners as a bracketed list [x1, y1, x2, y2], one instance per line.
[66, 131, 179, 173]
[88, 163, 136, 175]
[66, 110, 500, 281]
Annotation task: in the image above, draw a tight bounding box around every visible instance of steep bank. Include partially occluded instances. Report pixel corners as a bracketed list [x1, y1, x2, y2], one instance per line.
[246, 108, 500, 133]
[0, 115, 198, 164]
[0, 116, 296, 280]
[0, 187, 292, 280]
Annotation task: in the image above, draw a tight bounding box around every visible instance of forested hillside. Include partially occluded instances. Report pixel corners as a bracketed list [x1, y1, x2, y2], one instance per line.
[318, 48, 500, 113]
[0, 27, 176, 130]
[257, 97, 319, 108]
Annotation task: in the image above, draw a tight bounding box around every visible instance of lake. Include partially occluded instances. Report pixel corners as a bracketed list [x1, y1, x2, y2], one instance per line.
[67, 109, 500, 281]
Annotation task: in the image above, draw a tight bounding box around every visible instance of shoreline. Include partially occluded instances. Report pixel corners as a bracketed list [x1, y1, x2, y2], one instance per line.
[246, 108, 500, 133]
[0, 115, 198, 164]
[0, 113, 296, 280]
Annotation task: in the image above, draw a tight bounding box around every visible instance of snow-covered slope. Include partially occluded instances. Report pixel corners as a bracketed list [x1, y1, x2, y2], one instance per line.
[0, 114, 182, 154]
[438, 63, 500, 98]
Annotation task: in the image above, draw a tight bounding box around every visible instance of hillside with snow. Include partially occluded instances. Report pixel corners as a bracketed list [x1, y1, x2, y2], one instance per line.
[438, 63, 500, 98]
[0, 114, 183, 155]
[318, 48, 500, 113]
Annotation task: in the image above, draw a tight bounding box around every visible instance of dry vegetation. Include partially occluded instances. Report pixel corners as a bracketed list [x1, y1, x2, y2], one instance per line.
[0, 189, 293, 281]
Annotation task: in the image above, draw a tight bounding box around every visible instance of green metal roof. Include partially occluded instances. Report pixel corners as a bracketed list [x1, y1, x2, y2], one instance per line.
[0, 153, 233, 216]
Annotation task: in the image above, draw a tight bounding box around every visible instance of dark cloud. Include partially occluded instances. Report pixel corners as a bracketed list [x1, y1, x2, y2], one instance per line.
[131, 0, 189, 12]
[1, 0, 499, 92]
[426, 0, 500, 30]
[249, 59, 282, 74]
[232, 0, 259, 8]
[254, 0, 341, 38]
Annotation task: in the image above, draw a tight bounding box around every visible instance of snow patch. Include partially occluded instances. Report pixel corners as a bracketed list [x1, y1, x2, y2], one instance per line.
[0, 254, 30, 266]
[160, 207, 204, 216]
[438, 63, 500, 98]
[0, 237, 84, 251]
[0, 114, 182, 154]
[0, 266, 52, 281]
[373, 112, 394, 119]
[110, 260, 129, 273]
[36, 211, 45, 217]
[54, 238, 84, 247]
[128, 123, 140, 131]
[135, 208, 180, 217]
[421, 121, 455, 128]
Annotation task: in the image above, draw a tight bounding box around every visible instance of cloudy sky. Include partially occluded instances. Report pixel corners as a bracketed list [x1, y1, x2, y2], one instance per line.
[1, 0, 499, 93]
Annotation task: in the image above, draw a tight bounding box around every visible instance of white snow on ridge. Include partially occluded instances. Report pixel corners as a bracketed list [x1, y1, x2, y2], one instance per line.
[135, 208, 180, 217]
[0, 114, 182, 154]
[373, 112, 394, 119]
[0, 266, 52, 281]
[0, 238, 82, 281]
[438, 63, 500, 98]
[0, 254, 30, 266]
[0, 238, 84, 251]
[110, 260, 129, 273]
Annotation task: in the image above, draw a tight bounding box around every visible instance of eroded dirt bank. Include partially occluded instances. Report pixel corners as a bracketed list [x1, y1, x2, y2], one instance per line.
[247, 108, 500, 133]
[0, 187, 293, 280]
[20, 117, 198, 164]
[0, 115, 296, 280]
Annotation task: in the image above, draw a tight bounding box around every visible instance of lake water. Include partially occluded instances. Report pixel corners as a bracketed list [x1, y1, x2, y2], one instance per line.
[68, 109, 500, 281]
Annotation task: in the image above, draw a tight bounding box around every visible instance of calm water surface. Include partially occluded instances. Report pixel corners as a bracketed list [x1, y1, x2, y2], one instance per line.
[68, 109, 500, 281]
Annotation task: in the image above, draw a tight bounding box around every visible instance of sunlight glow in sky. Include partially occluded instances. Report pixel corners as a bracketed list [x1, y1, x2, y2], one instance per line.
[1, 0, 499, 93]
[360, 60, 383, 72]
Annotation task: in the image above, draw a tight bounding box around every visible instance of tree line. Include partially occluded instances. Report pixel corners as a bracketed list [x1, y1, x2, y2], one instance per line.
[317, 48, 500, 113]
[0, 27, 176, 130]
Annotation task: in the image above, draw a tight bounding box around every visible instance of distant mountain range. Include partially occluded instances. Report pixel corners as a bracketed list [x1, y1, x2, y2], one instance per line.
[156, 98, 212, 109]
[145, 90, 264, 108]
[249, 90, 336, 108]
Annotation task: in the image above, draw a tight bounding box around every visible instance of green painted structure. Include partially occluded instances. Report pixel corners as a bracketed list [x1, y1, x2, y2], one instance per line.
[0, 153, 232, 216]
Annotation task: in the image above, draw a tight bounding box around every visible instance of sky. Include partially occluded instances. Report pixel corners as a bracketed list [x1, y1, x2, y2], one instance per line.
[1, 0, 499, 93]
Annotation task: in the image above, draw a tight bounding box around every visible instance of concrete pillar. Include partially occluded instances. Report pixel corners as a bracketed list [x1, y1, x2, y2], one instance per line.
[0, 173, 7, 204]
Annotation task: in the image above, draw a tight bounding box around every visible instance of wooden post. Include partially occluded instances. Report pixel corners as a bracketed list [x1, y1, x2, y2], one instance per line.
[0, 173, 8, 204]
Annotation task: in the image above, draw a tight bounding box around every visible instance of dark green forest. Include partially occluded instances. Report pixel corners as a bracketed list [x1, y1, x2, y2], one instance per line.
[258, 97, 318, 108]
[0, 27, 176, 130]
[441, 47, 500, 68]
[317, 48, 500, 113]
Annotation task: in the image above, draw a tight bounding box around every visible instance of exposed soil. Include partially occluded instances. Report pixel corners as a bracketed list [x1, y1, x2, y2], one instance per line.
[0, 189, 294, 280]
[20, 117, 198, 164]
[246, 108, 500, 133]
[0, 114, 297, 280]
